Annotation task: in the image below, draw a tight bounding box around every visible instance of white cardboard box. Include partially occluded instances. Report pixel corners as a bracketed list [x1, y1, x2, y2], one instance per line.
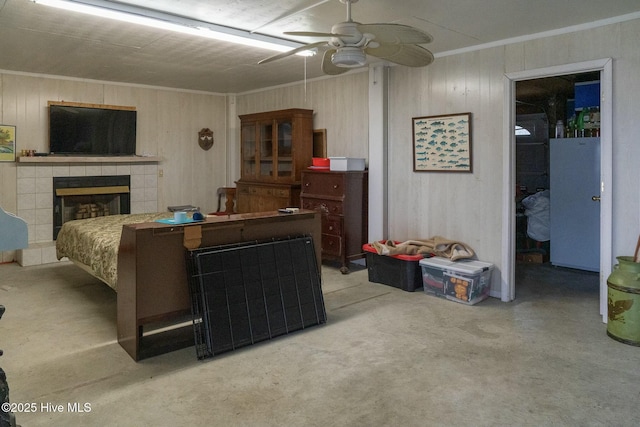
[329, 157, 365, 171]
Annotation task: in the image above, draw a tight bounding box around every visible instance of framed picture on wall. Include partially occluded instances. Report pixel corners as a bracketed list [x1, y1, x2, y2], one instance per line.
[412, 113, 472, 172]
[313, 129, 327, 158]
[0, 124, 16, 162]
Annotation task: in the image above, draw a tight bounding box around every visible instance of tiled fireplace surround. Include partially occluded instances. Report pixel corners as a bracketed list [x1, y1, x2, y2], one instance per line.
[16, 160, 159, 266]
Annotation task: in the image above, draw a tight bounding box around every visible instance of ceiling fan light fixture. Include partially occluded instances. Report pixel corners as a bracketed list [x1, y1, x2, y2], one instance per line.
[332, 47, 367, 68]
[259, 0, 435, 72]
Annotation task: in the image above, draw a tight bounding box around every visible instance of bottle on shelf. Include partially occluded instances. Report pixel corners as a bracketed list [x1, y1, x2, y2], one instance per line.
[586, 110, 592, 137]
[591, 106, 601, 137]
[567, 115, 576, 138]
[577, 109, 585, 138]
[555, 120, 565, 138]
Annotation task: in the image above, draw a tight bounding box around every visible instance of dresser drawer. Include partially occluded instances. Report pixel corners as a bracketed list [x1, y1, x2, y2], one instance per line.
[323, 215, 343, 236]
[250, 186, 289, 197]
[259, 186, 289, 198]
[301, 198, 343, 215]
[302, 173, 345, 197]
[236, 182, 296, 213]
[321, 234, 343, 257]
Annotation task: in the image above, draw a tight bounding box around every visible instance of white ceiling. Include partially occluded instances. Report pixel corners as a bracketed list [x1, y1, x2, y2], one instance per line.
[1, 0, 639, 93]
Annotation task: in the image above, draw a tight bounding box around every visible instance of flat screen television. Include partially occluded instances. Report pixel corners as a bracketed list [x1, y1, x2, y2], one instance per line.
[49, 104, 137, 156]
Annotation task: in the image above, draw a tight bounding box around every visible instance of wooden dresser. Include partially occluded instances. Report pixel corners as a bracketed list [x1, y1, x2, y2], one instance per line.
[300, 170, 368, 273]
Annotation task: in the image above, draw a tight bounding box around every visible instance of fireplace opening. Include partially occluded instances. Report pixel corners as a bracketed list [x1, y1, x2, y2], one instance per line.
[53, 176, 130, 240]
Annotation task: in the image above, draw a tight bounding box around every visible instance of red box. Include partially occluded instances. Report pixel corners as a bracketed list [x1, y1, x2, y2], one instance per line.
[312, 157, 330, 167]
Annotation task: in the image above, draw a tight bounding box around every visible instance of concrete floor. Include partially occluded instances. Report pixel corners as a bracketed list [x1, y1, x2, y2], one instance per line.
[0, 260, 639, 426]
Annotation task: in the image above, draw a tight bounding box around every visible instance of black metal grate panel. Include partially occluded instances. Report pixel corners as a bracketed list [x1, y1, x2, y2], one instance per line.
[185, 236, 326, 360]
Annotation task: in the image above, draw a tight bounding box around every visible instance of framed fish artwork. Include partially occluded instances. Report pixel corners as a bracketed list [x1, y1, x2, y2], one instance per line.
[412, 113, 472, 172]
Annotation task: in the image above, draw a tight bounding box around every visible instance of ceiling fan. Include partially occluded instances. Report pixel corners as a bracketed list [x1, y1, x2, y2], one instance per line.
[258, 0, 434, 75]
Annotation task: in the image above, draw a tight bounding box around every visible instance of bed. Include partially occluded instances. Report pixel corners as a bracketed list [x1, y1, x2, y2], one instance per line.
[54, 210, 322, 361]
[55, 212, 170, 289]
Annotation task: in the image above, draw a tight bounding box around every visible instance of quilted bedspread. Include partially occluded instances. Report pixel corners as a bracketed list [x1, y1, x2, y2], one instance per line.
[55, 212, 171, 290]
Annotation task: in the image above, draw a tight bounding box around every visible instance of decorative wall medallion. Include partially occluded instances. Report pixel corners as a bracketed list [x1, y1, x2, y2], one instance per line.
[198, 128, 214, 150]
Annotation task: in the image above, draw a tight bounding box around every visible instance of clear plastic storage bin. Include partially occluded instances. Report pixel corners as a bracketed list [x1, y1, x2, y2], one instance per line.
[419, 257, 494, 305]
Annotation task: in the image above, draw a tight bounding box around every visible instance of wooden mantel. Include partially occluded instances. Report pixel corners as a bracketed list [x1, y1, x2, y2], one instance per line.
[17, 155, 162, 164]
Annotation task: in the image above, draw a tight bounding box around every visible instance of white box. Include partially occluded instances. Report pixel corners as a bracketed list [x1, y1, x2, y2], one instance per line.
[329, 157, 365, 171]
[419, 257, 494, 305]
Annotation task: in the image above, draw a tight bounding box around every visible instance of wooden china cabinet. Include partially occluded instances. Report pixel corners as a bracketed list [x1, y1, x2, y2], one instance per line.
[236, 109, 314, 213]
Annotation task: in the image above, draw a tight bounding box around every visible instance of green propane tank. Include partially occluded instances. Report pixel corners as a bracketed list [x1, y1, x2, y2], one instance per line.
[607, 256, 640, 346]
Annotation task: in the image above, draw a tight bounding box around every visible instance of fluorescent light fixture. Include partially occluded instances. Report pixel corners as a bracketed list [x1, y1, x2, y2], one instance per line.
[32, 0, 316, 56]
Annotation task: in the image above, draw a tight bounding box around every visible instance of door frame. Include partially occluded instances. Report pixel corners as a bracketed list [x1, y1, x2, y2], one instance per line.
[501, 58, 613, 322]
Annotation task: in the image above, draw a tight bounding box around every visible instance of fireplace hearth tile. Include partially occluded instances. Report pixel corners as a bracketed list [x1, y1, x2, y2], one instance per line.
[14, 160, 160, 265]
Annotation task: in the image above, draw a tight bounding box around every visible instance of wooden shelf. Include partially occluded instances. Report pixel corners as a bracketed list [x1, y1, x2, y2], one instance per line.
[16, 155, 163, 164]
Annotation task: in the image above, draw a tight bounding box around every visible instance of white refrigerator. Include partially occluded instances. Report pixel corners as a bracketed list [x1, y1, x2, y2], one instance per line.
[549, 137, 600, 272]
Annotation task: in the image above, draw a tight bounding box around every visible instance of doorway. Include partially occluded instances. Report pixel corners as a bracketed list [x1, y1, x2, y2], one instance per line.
[515, 71, 600, 267]
[502, 59, 613, 322]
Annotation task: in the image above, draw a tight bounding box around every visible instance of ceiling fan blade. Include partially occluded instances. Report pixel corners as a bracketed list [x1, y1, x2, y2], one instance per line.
[366, 44, 434, 67]
[322, 49, 349, 75]
[358, 23, 433, 45]
[364, 44, 401, 57]
[285, 31, 351, 38]
[258, 41, 326, 65]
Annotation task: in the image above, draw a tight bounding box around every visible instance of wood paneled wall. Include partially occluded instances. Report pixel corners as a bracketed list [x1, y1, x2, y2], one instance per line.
[236, 18, 640, 288]
[385, 18, 640, 274]
[235, 71, 369, 160]
[0, 75, 228, 227]
[387, 47, 506, 264]
[2, 17, 640, 274]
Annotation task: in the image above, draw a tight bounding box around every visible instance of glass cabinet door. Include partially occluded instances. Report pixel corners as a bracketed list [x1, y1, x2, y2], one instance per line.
[241, 123, 257, 179]
[238, 109, 313, 191]
[259, 122, 273, 179]
[276, 120, 293, 179]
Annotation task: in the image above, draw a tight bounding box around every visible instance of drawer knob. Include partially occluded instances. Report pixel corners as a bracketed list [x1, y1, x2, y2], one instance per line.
[329, 225, 334, 231]
[333, 184, 338, 189]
